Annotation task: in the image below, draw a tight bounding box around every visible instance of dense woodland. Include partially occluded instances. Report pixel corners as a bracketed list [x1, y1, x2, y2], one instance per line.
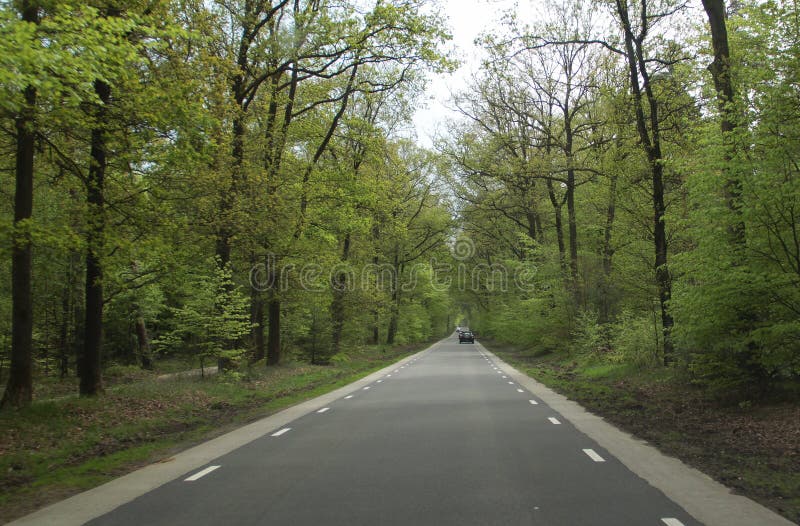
[1, 0, 799, 408]
[445, 0, 800, 398]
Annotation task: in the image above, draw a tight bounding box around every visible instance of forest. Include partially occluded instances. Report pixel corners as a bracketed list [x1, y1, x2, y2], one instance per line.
[1, 0, 798, 408]
[442, 0, 800, 401]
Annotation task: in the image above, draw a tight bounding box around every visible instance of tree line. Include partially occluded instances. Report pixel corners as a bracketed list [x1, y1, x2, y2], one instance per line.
[443, 0, 799, 397]
[0, 0, 456, 408]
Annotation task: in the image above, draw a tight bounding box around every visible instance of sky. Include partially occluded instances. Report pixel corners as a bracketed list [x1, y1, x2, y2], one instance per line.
[411, 0, 540, 147]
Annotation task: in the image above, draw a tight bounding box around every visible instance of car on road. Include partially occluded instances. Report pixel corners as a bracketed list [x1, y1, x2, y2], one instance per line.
[458, 331, 474, 344]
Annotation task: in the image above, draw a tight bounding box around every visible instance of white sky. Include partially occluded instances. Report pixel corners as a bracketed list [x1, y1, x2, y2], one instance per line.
[412, 0, 541, 147]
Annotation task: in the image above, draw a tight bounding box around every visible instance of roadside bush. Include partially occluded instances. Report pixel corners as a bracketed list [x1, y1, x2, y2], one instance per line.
[611, 310, 662, 369]
[572, 310, 608, 359]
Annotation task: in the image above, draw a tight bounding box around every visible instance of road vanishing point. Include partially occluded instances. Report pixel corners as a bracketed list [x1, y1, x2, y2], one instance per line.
[9, 336, 795, 526]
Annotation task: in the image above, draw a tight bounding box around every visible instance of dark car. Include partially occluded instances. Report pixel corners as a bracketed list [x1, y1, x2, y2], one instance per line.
[458, 331, 474, 344]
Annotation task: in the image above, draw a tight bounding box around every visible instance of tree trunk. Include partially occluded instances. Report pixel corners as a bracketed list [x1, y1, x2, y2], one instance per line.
[59, 286, 70, 379]
[1, 8, 38, 407]
[330, 233, 351, 356]
[251, 289, 265, 362]
[564, 106, 580, 304]
[599, 173, 618, 325]
[266, 296, 281, 366]
[386, 256, 401, 345]
[525, 210, 539, 243]
[135, 316, 153, 370]
[702, 0, 744, 242]
[80, 78, 111, 397]
[566, 169, 579, 302]
[616, 0, 674, 364]
[546, 180, 568, 274]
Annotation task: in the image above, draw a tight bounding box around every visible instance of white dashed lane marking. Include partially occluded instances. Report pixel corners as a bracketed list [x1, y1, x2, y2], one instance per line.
[271, 428, 292, 437]
[363, 386, 371, 390]
[661, 519, 685, 526]
[185, 465, 220, 481]
[529, 399, 538, 405]
[548, 417, 561, 425]
[317, 407, 330, 414]
[345, 395, 354, 399]
[582, 448, 605, 462]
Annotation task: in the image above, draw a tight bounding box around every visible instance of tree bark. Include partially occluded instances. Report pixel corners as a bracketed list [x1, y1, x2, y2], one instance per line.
[266, 296, 281, 366]
[386, 253, 401, 345]
[615, 0, 674, 364]
[135, 316, 153, 370]
[702, 0, 744, 242]
[330, 233, 351, 356]
[1, 1, 38, 407]
[599, 173, 618, 325]
[80, 78, 111, 396]
[546, 180, 568, 274]
[250, 286, 265, 362]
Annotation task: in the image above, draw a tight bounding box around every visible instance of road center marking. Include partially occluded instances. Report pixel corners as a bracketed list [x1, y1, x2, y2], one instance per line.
[548, 417, 561, 425]
[317, 407, 330, 413]
[582, 449, 606, 462]
[529, 399, 538, 405]
[661, 520, 685, 526]
[185, 465, 220, 481]
[271, 428, 292, 437]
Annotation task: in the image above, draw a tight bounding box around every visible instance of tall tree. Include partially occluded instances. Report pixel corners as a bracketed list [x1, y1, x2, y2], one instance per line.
[1, 0, 40, 409]
[612, 0, 681, 364]
[79, 76, 111, 396]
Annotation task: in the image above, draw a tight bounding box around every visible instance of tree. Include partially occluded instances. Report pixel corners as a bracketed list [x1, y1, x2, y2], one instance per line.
[1, 0, 40, 409]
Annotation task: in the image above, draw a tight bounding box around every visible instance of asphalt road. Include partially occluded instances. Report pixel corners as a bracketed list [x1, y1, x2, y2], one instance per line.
[84, 336, 701, 526]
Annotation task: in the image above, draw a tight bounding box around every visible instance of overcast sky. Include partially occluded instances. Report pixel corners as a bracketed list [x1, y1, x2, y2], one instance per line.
[411, 0, 540, 147]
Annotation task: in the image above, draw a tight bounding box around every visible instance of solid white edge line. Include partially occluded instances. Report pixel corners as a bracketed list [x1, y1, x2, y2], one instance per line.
[271, 428, 291, 437]
[583, 448, 606, 462]
[184, 465, 220, 481]
[548, 417, 561, 425]
[661, 519, 685, 526]
[317, 407, 330, 413]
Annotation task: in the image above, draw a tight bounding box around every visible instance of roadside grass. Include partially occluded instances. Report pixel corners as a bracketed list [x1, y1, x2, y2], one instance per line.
[0, 342, 428, 523]
[482, 338, 800, 525]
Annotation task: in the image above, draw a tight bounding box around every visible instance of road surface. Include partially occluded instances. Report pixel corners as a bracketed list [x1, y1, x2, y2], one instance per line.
[85, 336, 700, 526]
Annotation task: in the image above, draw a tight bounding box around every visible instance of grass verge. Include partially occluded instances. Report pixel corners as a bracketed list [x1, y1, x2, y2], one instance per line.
[0, 342, 429, 522]
[481, 339, 800, 525]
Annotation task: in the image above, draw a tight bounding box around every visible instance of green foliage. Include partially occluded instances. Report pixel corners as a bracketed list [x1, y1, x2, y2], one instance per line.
[671, 0, 800, 395]
[153, 259, 251, 367]
[610, 310, 663, 369]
